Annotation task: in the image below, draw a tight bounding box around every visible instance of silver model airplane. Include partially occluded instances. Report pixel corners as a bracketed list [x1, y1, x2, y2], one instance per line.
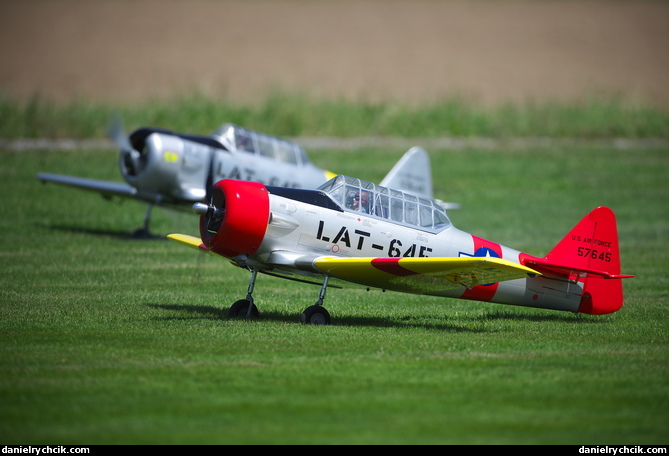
[37, 120, 458, 237]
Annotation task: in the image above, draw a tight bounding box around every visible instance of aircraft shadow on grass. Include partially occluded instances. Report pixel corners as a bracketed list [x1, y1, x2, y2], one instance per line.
[468, 309, 606, 324]
[147, 303, 588, 330]
[46, 223, 169, 240]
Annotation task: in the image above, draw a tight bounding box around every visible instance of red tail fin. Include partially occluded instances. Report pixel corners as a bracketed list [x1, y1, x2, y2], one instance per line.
[522, 207, 633, 315]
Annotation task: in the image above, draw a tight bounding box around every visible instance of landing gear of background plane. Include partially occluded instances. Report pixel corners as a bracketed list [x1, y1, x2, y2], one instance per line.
[131, 202, 161, 239]
[300, 276, 332, 325]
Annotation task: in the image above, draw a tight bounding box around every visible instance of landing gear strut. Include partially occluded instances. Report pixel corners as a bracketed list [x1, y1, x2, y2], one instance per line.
[132, 197, 164, 239]
[300, 276, 331, 325]
[131, 203, 155, 239]
[228, 269, 259, 318]
[228, 271, 332, 325]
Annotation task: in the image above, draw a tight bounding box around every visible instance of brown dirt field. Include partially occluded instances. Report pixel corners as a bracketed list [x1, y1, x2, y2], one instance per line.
[1, 0, 668, 107]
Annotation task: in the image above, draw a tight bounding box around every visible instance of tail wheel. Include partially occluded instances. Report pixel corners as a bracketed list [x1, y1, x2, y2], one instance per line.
[301, 305, 331, 325]
[229, 299, 259, 319]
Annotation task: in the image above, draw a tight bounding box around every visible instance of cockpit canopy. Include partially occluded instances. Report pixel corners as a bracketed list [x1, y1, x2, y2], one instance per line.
[319, 175, 452, 232]
[212, 123, 311, 166]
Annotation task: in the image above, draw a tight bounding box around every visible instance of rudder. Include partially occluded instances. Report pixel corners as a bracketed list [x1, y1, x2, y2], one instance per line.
[380, 147, 460, 210]
[524, 207, 633, 315]
[380, 146, 434, 199]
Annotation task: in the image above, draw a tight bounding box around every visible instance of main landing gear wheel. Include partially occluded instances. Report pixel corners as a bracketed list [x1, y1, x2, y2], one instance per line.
[300, 275, 332, 325]
[228, 299, 259, 319]
[301, 305, 331, 325]
[228, 270, 260, 319]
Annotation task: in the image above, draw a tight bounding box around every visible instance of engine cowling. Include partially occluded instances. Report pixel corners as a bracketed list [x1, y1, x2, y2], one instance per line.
[199, 179, 270, 258]
[120, 129, 213, 202]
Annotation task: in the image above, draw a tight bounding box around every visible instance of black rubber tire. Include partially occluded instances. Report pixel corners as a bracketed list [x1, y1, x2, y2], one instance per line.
[228, 299, 259, 318]
[300, 305, 331, 325]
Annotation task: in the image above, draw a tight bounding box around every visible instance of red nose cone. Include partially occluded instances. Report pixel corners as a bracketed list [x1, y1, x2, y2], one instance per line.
[200, 180, 270, 257]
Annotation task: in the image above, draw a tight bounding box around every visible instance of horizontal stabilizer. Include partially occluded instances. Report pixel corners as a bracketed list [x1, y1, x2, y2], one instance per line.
[523, 258, 635, 280]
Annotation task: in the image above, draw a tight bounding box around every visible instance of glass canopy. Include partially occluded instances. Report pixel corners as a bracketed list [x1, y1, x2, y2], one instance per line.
[318, 175, 451, 232]
[212, 123, 311, 166]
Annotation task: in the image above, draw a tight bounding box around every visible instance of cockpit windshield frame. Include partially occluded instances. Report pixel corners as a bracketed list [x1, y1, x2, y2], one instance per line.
[318, 175, 452, 233]
[212, 124, 311, 166]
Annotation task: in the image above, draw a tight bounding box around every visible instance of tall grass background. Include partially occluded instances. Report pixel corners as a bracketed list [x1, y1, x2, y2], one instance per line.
[2, 91, 668, 139]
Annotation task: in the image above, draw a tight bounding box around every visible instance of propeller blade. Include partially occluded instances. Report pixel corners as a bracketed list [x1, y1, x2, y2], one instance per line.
[108, 115, 143, 176]
[205, 146, 216, 203]
[107, 115, 133, 153]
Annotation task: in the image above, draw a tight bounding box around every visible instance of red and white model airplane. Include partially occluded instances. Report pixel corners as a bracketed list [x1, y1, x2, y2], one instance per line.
[169, 175, 634, 325]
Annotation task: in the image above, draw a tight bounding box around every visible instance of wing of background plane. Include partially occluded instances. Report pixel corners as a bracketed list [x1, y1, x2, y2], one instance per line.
[311, 256, 541, 294]
[36, 172, 138, 199]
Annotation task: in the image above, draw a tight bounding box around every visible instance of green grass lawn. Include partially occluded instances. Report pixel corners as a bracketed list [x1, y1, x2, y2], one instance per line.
[1, 139, 667, 444]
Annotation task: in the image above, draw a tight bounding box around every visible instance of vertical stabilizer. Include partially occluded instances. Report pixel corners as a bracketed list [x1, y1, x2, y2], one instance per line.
[380, 147, 460, 210]
[380, 147, 434, 199]
[523, 207, 633, 314]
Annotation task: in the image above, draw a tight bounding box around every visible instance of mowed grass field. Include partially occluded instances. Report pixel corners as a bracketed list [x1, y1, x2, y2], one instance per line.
[1, 126, 668, 443]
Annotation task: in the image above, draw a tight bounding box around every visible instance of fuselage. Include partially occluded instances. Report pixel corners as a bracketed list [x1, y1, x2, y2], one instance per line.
[188, 176, 629, 319]
[249, 185, 583, 314]
[121, 124, 333, 206]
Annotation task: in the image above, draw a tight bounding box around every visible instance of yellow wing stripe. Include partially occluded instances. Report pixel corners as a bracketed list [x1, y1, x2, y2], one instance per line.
[314, 256, 541, 293]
